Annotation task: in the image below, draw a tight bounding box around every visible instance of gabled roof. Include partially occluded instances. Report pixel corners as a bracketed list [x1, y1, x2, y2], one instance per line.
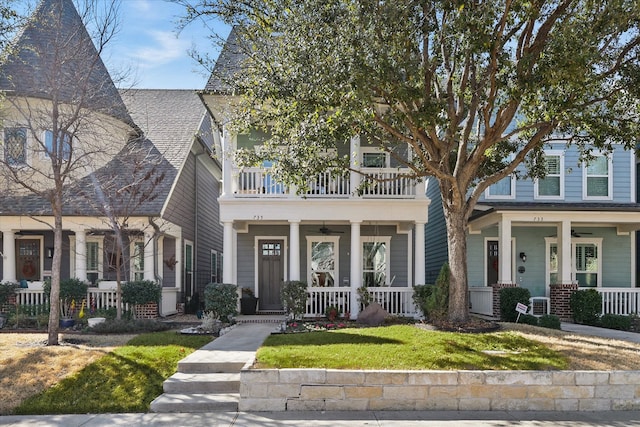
[0, 0, 133, 125]
[204, 27, 245, 94]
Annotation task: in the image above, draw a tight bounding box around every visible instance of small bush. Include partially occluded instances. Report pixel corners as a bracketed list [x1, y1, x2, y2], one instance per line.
[426, 263, 450, 322]
[518, 314, 539, 326]
[539, 314, 561, 330]
[204, 283, 238, 321]
[357, 286, 372, 307]
[412, 284, 434, 318]
[500, 287, 531, 322]
[121, 280, 161, 305]
[325, 305, 341, 321]
[570, 289, 602, 325]
[600, 313, 632, 331]
[281, 281, 308, 320]
[0, 282, 18, 307]
[88, 318, 171, 334]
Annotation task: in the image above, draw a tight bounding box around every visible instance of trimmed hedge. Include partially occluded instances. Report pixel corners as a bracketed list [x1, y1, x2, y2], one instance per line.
[600, 313, 632, 331]
[500, 287, 531, 322]
[122, 280, 161, 305]
[204, 283, 238, 321]
[570, 289, 602, 325]
[539, 314, 561, 330]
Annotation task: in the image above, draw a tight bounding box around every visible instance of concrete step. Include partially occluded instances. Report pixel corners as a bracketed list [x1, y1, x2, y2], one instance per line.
[177, 359, 247, 374]
[163, 373, 240, 393]
[150, 393, 239, 413]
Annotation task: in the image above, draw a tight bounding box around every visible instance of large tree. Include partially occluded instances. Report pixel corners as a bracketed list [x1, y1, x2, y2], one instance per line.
[183, 0, 640, 323]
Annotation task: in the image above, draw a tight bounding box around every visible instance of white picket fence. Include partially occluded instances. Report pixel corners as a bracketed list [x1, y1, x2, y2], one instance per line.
[14, 287, 131, 313]
[585, 287, 640, 316]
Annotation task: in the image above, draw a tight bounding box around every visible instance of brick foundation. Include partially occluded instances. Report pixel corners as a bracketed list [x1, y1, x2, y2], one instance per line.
[550, 283, 578, 321]
[490, 283, 517, 319]
[134, 302, 158, 319]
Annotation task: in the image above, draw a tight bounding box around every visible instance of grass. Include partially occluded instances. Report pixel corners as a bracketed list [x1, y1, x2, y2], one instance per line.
[256, 324, 568, 370]
[13, 331, 211, 414]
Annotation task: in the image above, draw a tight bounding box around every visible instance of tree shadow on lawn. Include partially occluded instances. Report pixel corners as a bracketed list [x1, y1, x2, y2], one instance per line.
[263, 330, 403, 347]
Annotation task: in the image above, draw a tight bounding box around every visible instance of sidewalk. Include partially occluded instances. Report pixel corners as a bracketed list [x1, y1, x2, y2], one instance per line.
[2, 410, 640, 426]
[561, 322, 640, 343]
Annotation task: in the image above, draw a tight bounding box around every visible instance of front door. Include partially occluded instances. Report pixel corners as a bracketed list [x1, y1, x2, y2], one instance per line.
[16, 239, 41, 282]
[258, 240, 284, 310]
[487, 240, 499, 286]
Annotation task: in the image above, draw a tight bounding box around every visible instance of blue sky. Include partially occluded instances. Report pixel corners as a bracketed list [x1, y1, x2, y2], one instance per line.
[109, 0, 230, 89]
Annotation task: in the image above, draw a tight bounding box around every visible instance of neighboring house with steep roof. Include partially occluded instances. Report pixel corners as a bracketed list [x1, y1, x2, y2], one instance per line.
[199, 28, 430, 318]
[0, 0, 222, 316]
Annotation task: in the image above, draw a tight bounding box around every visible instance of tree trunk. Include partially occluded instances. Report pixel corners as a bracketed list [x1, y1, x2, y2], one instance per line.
[443, 206, 470, 324]
[46, 203, 63, 345]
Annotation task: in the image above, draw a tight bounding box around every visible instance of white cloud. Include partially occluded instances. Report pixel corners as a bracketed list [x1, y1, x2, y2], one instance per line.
[127, 30, 191, 69]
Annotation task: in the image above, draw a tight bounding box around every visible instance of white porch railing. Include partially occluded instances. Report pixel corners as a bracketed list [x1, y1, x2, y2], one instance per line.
[304, 287, 419, 318]
[15, 287, 132, 314]
[469, 287, 493, 316]
[234, 167, 416, 198]
[585, 287, 640, 316]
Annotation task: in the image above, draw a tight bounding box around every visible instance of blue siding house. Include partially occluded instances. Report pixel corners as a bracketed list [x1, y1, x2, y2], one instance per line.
[426, 142, 640, 317]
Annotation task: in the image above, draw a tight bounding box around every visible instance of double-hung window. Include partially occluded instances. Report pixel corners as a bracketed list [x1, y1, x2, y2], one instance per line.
[486, 176, 515, 199]
[69, 235, 103, 285]
[307, 236, 339, 287]
[535, 151, 564, 199]
[44, 130, 72, 161]
[583, 154, 612, 200]
[361, 147, 389, 168]
[362, 237, 391, 287]
[131, 240, 145, 281]
[4, 127, 27, 166]
[210, 250, 219, 283]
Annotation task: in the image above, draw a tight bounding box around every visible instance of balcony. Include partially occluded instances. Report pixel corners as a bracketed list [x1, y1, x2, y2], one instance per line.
[232, 167, 420, 199]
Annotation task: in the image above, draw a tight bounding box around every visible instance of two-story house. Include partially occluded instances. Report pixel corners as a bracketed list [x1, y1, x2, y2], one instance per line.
[0, 0, 223, 316]
[199, 29, 430, 318]
[426, 143, 640, 317]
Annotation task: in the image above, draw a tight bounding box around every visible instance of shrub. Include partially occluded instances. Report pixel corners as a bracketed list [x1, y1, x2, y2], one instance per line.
[500, 287, 531, 322]
[426, 263, 450, 322]
[121, 280, 161, 305]
[281, 281, 308, 320]
[325, 305, 341, 321]
[539, 314, 561, 330]
[412, 284, 434, 318]
[600, 313, 632, 331]
[0, 282, 18, 308]
[570, 289, 602, 325]
[357, 286, 372, 307]
[518, 314, 539, 326]
[44, 278, 89, 318]
[204, 283, 238, 321]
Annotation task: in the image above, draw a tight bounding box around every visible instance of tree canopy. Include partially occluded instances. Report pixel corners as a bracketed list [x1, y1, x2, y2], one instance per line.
[185, 0, 640, 322]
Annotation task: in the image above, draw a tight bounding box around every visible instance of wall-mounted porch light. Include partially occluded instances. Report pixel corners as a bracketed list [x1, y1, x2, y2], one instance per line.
[47, 247, 54, 258]
[519, 252, 527, 263]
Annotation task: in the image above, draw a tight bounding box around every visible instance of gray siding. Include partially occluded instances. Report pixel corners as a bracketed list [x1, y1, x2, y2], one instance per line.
[162, 237, 176, 288]
[194, 156, 223, 286]
[425, 177, 448, 281]
[164, 154, 196, 240]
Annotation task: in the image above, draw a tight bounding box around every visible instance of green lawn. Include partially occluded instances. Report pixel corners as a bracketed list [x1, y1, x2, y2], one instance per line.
[14, 331, 212, 414]
[256, 324, 568, 370]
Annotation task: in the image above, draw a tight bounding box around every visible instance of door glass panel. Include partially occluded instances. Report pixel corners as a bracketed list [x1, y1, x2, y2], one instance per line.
[549, 243, 558, 285]
[311, 241, 335, 287]
[363, 242, 386, 287]
[575, 243, 598, 287]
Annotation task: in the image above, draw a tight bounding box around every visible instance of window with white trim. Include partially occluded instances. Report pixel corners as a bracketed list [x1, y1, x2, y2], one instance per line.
[486, 175, 515, 199]
[361, 236, 391, 287]
[535, 151, 564, 199]
[131, 240, 145, 281]
[544, 238, 601, 287]
[69, 236, 104, 285]
[583, 154, 612, 199]
[361, 147, 389, 168]
[210, 250, 219, 283]
[307, 236, 339, 287]
[4, 127, 27, 165]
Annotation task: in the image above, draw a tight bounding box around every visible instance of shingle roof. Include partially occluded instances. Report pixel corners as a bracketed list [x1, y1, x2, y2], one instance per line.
[471, 201, 640, 221]
[0, 0, 133, 125]
[204, 27, 245, 94]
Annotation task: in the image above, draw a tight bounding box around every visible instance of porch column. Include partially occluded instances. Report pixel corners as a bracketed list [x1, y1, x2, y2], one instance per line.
[222, 221, 234, 283]
[1, 230, 17, 283]
[349, 135, 361, 198]
[414, 222, 426, 285]
[75, 230, 87, 282]
[221, 127, 235, 198]
[498, 217, 513, 284]
[289, 220, 300, 281]
[144, 231, 154, 281]
[557, 220, 573, 284]
[350, 221, 362, 319]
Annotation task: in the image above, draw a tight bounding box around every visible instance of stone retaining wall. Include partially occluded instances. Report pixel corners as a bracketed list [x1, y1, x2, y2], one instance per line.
[239, 368, 640, 411]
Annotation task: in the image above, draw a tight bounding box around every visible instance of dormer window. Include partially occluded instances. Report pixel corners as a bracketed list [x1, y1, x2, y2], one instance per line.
[44, 130, 72, 160]
[4, 127, 27, 166]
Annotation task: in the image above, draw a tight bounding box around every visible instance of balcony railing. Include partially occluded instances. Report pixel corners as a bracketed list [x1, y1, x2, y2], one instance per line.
[234, 167, 417, 199]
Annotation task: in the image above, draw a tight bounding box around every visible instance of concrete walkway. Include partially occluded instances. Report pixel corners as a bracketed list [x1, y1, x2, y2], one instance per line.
[561, 322, 640, 343]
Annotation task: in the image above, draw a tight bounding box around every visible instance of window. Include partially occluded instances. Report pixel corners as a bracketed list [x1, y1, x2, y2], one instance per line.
[362, 237, 391, 287]
[210, 250, 218, 283]
[486, 176, 515, 199]
[548, 242, 558, 285]
[131, 240, 145, 281]
[583, 154, 612, 199]
[69, 236, 104, 285]
[361, 148, 389, 168]
[535, 151, 564, 199]
[307, 236, 339, 287]
[575, 242, 599, 287]
[44, 130, 71, 160]
[4, 127, 27, 165]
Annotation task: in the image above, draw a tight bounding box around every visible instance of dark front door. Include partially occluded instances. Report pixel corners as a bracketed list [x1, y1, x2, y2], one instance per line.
[258, 240, 284, 311]
[16, 239, 40, 281]
[487, 240, 499, 286]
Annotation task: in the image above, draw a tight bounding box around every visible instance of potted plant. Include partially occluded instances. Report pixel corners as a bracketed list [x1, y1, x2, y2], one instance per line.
[240, 287, 259, 315]
[44, 278, 88, 328]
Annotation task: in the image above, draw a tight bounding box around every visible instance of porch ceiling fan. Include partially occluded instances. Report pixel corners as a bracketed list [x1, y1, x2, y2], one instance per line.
[318, 223, 344, 235]
[548, 229, 594, 238]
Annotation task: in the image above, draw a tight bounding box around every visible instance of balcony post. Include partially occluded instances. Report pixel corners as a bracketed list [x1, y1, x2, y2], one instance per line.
[221, 126, 235, 198]
[1, 230, 17, 283]
[223, 221, 234, 283]
[289, 220, 301, 281]
[415, 222, 426, 285]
